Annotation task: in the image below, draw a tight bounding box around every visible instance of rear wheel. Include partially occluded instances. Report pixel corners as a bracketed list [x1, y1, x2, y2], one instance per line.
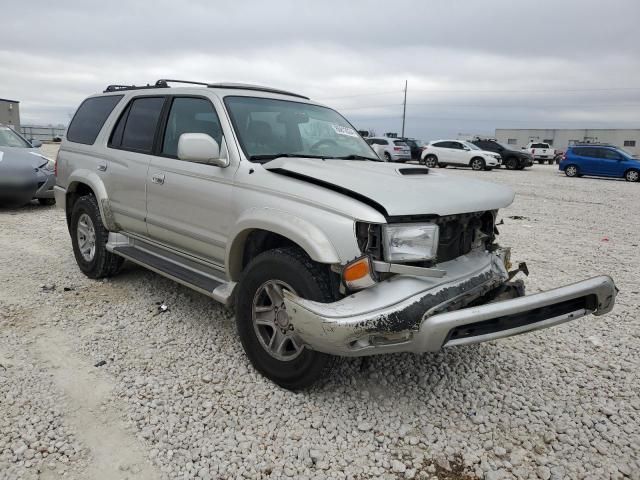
[384, 152, 392, 162]
[235, 247, 338, 390]
[470, 157, 485, 171]
[505, 157, 518, 170]
[564, 164, 579, 177]
[423, 155, 438, 168]
[625, 169, 639, 182]
[70, 195, 124, 278]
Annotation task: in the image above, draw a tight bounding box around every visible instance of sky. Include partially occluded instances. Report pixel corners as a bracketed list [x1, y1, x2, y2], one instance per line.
[2, 0, 639, 141]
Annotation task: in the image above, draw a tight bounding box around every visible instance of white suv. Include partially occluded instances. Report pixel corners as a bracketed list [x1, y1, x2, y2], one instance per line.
[366, 137, 412, 162]
[421, 140, 501, 170]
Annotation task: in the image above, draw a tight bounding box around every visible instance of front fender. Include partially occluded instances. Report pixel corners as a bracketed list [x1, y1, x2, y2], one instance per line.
[226, 207, 345, 281]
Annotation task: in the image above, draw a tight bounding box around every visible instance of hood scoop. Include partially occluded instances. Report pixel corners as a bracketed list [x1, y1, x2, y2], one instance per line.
[398, 167, 429, 175]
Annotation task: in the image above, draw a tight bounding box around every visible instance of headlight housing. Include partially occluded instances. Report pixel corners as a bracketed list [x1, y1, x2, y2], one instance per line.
[382, 223, 439, 262]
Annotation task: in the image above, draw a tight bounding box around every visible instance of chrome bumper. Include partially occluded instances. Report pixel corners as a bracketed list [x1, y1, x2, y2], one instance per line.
[284, 252, 616, 356]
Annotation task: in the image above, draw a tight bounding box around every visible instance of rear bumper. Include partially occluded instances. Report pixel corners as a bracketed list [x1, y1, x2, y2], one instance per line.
[284, 253, 616, 356]
[54, 185, 66, 209]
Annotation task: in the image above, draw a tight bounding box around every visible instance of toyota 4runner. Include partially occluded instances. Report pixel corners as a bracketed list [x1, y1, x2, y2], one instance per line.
[55, 79, 617, 389]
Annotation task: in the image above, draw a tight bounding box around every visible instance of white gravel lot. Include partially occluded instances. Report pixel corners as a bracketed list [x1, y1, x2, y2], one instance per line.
[1, 148, 638, 480]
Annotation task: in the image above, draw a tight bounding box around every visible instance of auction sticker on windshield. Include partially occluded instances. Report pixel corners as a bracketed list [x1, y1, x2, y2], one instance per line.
[332, 124, 358, 137]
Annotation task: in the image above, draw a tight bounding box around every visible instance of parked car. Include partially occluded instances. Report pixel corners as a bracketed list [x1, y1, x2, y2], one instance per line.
[420, 140, 501, 171]
[0, 124, 56, 207]
[366, 137, 412, 162]
[471, 139, 533, 170]
[55, 79, 617, 389]
[398, 137, 424, 161]
[559, 144, 640, 182]
[524, 142, 555, 164]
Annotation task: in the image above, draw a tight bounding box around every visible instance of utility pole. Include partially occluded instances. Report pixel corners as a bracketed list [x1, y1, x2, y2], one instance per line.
[401, 80, 407, 138]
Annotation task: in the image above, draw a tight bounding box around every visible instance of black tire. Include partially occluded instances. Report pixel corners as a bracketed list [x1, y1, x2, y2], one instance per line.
[38, 198, 56, 206]
[470, 157, 486, 171]
[485, 167, 493, 171]
[438, 163, 447, 168]
[235, 247, 338, 390]
[564, 164, 579, 178]
[384, 152, 392, 162]
[70, 195, 124, 279]
[423, 155, 438, 168]
[548, 159, 554, 165]
[505, 157, 518, 170]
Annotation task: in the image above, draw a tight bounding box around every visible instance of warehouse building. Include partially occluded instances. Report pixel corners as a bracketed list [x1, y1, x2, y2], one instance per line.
[0, 98, 20, 127]
[495, 129, 640, 155]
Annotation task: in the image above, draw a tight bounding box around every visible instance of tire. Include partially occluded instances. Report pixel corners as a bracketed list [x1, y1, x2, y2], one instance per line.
[235, 247, 338, 390]
[505, 157, 518, 170]
[485, 167, 493, 171]
[548, 159, 554, 165]
[38, 198, 56, 206]
[625, 169, 640, 182]
[438, 163, 447, 168]
[564, 164, 579, 178]
[70, 195, 124, 279]
[423, 155, 438, 168]
[384, 152, 392, 162]
[470, 157, 485, 171]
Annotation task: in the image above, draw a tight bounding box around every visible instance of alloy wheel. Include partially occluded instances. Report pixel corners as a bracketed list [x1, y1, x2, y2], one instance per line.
[252, 280, 303, 361]
[76, 213, 96, 262]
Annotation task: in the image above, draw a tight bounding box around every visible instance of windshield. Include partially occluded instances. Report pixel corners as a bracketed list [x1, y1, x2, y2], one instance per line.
[224, 96, 379, 161]
[462, 141, 480, 150]
[0, 126, 32, 148]
[618, 147, 636, 157]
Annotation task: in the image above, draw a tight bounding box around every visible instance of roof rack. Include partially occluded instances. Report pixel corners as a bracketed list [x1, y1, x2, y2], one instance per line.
[103, 79, 309, 99]
[571, 142, 615, 147]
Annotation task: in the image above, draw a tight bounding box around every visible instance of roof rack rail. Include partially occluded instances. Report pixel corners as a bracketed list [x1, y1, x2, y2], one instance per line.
[104, 79, 310, 100]
[103, 83, 169, 93]
[571, 142, 615, 147]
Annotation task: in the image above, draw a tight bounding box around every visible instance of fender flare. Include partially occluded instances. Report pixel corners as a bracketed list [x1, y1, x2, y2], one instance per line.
[226, 207, 342, 281]
[66, 171, 116, 230]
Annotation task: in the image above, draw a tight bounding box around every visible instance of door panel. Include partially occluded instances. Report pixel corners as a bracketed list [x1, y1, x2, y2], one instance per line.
[145, 96, 233, 265]
[146, 155, 234, 264]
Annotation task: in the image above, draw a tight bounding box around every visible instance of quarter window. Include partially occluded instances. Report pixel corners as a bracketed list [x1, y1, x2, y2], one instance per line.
[67, 95, 123, 145]
[162, 97, 223, 157]
[110, 97, 165, 153]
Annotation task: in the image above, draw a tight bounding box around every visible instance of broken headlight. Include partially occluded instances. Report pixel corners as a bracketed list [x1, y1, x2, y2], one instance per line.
[382, 223, 439, 263]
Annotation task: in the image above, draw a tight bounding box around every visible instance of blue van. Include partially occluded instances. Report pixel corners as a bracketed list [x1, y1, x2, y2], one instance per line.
[559, 144, 640, 182]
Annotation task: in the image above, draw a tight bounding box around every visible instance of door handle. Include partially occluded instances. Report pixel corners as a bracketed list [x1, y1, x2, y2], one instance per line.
[151, 173, 165, 185]
[97, 163, 107, 172]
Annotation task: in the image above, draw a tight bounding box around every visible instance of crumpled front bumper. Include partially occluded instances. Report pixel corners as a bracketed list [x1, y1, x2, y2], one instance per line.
[283, 251, 617, 357]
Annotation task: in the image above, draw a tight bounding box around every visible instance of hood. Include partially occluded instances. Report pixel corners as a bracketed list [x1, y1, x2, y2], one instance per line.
[264, 158, 515, 217]
[0, 147, 50, 171]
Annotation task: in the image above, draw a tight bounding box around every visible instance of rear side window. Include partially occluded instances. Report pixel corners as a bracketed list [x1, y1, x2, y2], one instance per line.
[573, 147, 594, 157]
[531, 143, 549, 149]
[67, 95, 123, 145]
[110, 97, 165, 153]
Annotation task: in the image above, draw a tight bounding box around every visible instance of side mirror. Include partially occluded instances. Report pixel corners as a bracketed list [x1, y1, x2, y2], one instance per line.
[177, 133, 228, 167]
[30, 139, 42, 148]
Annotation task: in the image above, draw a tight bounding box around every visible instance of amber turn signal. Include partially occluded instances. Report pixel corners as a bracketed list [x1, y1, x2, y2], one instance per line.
[342, 256, 377, 291]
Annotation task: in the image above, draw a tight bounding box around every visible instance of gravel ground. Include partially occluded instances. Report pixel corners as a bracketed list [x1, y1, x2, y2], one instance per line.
[0, 149, 638, 480]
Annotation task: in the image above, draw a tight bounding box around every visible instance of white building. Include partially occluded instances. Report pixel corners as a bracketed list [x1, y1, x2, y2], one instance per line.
[495, 129, 640, 155]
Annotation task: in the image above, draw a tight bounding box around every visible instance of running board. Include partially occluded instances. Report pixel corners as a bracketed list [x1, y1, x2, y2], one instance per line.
[107, 235, 235, 306]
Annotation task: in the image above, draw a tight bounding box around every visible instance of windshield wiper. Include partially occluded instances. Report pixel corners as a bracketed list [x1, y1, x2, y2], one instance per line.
[248, 153, 327, 163]
[332, 154, 382, 161]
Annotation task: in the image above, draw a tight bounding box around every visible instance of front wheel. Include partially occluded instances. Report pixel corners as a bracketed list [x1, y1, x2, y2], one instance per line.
[70, 195, 124, 278]
[625, 169, 640, 182]
[505, 157, 518, 170]
[470, 157, 486, 171]
[235, 248, 337, 390]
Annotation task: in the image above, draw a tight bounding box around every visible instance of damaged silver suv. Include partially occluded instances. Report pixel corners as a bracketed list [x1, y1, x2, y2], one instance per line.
[55, 79, 617, 389]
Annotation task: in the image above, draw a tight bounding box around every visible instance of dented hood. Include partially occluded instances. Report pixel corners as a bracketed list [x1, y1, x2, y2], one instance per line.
[264, 158, 515, 217]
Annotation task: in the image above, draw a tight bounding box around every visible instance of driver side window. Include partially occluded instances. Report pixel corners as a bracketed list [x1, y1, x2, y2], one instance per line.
[162, 97, 223, 158]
